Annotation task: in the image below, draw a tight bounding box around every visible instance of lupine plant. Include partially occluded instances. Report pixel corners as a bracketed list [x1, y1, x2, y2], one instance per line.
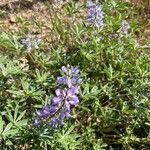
[34, 66, 80, 128]
[0, 0, 150, 149]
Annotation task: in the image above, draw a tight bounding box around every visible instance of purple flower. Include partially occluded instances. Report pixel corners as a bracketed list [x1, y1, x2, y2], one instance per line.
[70, 85, 80, 94]
[52, 89, 65, 105]
[86, 1, 104, 28]
[65, 87, 79, 111]
[72, 75, 80, 85]
[56, 76, 67, 85]
[121, 20, 130, 35]
[59, 111, 71, 125]
[51, 118, 59, 128]
[61, 66, 68, 73]
[21, 38, 32, 52]
[71, 66, 80, 74]
[21, 33, 41, 52]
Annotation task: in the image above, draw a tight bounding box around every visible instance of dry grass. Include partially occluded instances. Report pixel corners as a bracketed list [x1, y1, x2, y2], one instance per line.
[130, 0, 150, 16]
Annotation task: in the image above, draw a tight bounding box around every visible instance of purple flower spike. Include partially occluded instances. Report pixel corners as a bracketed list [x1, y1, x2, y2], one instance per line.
[66, 78, 72, 88]
[43, 106, 51, 113]
[36, 110, 43, 117]
[72, 76, 80, 85]
[86, 0, 104, 28]
[67, 94, 79, 106]
[71, 86, 80, 94]
[34, 65, 80, 128]
[121, 20, 130, 36]
[21, 32, 42, 52]
[67, 87, 76, 96]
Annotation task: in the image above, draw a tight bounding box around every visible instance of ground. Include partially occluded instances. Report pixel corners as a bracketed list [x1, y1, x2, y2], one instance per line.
[0, 0, 150, 47]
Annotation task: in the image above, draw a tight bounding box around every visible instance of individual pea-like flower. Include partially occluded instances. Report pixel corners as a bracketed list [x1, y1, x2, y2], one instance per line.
[50, 118, 59, 128]
[34, 66, 80, 128]
[21, 32, 42, 52]
[56, 76, 66, 85]
[58, 111, 71, 125]
[86, 0, 104, 28]
[65, 87, 79, 110]
[121, 20, 130, 36]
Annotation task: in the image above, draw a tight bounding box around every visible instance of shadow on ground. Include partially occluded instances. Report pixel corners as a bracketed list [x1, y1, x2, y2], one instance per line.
[0, 0, 52, 19]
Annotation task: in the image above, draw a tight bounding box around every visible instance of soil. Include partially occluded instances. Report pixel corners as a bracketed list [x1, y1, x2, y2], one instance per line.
[0, 0, 85, 45]
[0, 0, 149, 45]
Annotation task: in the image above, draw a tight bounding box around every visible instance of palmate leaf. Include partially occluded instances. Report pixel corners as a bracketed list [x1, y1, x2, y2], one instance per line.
[20, 78, 44, 97]
[16, 110, 26, 122]
[4, 105, 27, 131]
[3, 129, 19, 138]
[7, 78, 43, 100]
[0, 55, 8, 64]
[81, 83, 101, 100]
[14, 105, 19, 121]
[3, 123, 12, 134]
[16, 119, 27, 127]
[0, 32, 22, 54]
[34, 69, 49, 83]
[56, 125, 82, 150]
[1, 123, 16, 140]
[0, 62, 23, 77]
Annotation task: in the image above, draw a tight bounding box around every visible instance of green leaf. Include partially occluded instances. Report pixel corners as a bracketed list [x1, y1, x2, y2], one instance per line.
[0, 116, 4, 134]
[16, 110, 26, 122]
[16, 119, 28, 126]
[3, 123, 13, 133]
[14, 105, 19, 121]
[5, 108, 14, 122]
[4, 129, 19, 137]
[7, 90, 24, 97]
